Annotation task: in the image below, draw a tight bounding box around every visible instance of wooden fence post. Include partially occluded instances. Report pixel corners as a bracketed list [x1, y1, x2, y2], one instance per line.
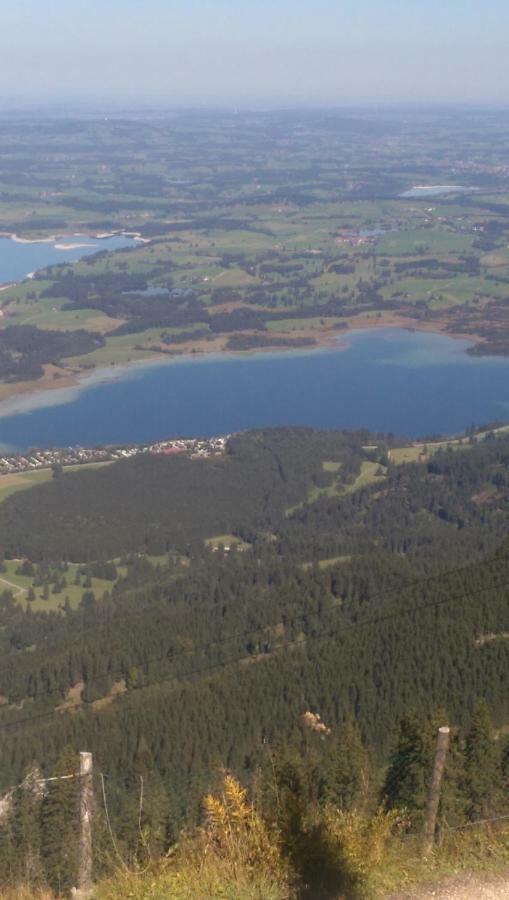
[422, 726, 450, 856]
[75, 751, 94, 897]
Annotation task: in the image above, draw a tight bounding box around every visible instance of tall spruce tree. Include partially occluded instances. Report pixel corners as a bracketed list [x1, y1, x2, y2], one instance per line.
[325, 720, 371, 811]
[381, 716, 428, 824]
[41, 746, 80, 894]
[0, 792, 15, 884]
[463, 701, 503, 820]
[10, 767, 44, 884]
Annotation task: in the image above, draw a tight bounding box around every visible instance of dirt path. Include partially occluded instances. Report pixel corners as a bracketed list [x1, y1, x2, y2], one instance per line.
[0, 576, 26, 597]
[388, 870, 509, 899]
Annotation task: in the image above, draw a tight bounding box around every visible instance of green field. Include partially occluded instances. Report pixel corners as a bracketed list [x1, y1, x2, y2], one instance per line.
[343, 461, 387, 494]
[0, 111, 509, 387]
[322, 460, 343, 473]
[0, 468, 54, 504]
[0, 461, 113, 505]
[377, 228, 473, 256]
[266, 316, 346, 333]
[287, 459, 386, 516]
[0, 551, 172, 613]
[205, 534, 251, 552]
[0, 560, 114, 612]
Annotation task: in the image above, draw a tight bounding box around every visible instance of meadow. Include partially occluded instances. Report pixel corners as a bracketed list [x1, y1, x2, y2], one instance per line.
[2, 111, 509, 392]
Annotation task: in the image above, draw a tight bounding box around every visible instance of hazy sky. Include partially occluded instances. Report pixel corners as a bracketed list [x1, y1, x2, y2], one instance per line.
[1, 0, 508, 108]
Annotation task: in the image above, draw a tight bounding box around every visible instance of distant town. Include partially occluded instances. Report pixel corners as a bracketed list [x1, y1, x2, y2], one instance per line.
[0, 435, 229, 476]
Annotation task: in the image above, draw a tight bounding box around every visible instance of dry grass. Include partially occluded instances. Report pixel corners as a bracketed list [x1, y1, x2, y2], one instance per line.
[95, 794, 509, 899]
[0, 887, 54, 900]
[8, 793, 509, 899]
[371, 824, 509, 897]
[96, 773, 291, 900]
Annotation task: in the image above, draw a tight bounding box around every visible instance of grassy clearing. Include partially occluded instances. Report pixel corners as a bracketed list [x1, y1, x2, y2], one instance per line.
[0, 560, 113, 612]
[389, 445, 425, 465]
[307, 480, 343, 504]
[67, 325, 216, 370]
[344, 461, 387, 494]
[67, 330, 167, 366]
[0, 468, 54, 504]
[389, 438, 471, 465]
[390, 425, 509, 467]
[0, 279, 54, 303]
[322, 460, 343, 473]
[288, 460, 386, 517]
[482, 249, 509, 267]
[2, 552, 170, 613]
[2, 296, 125, 333]
[205, 534, 251, 551]
[377, 228, 473, 256]
[266, 316, 346, 333]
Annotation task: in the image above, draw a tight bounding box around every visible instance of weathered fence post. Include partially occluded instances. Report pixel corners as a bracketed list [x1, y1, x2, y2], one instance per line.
[422, 726, 450, 856]
[75, 751, 94, 897]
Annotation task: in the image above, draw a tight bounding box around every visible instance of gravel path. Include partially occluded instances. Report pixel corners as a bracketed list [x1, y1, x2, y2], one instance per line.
[388, 871, 509, 899]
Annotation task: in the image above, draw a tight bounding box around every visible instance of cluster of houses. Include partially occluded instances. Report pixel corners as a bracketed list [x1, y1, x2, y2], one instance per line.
[0, 435, 229, 476]
[146, 436, 228, 459]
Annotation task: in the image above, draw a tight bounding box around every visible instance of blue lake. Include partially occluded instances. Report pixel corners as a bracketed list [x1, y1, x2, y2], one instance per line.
[0, 233, 136, 284]
[0, 328, 509, 450]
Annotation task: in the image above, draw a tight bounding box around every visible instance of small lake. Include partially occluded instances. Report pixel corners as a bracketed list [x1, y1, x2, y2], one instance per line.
[400, 185, 472, 199]
[0, 233, 137, 284]
[1, 328, 509, 450]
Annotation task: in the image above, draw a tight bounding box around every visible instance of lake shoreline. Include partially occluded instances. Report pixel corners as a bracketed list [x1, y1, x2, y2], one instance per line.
[0, 312, 484, 420]
[0, 324, 506, 450]
[0, 229, 146, 243]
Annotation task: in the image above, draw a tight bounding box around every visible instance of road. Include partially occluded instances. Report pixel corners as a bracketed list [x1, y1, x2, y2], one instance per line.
[388, 871, 509, 899]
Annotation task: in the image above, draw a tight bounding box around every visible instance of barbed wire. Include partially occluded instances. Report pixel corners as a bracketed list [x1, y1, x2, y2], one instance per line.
[99, 772, 129, 870]
[444, 813, 509, 832]
[4, 757, 509, 851]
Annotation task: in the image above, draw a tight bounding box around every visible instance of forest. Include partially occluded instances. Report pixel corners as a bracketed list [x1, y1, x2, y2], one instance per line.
[0, 432, 507, 896]
[0, 426, 509, 892]
[0, 429, 507, 790]
[0, 325, 104, 381]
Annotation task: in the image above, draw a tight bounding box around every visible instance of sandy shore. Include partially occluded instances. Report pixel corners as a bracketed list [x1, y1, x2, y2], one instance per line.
[8, 234, 56, 244]
[0, 230, 144, 247]
[54, 242, 96, 251]
[0, 357, 172, 418]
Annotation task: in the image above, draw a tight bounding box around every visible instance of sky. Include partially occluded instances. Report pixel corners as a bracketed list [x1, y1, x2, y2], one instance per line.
[1, 0, 509, 108]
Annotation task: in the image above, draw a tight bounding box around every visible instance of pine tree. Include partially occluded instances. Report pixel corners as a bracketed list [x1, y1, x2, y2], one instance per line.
[325, 720, 371, 810]
[115, 734, 170, 864]
[41, 746, 80, 893]
[10, 767, 44, 884]
[381, 716, 428, 824]
[463, 701, 502, 820]
[0, 792, 15, 883]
